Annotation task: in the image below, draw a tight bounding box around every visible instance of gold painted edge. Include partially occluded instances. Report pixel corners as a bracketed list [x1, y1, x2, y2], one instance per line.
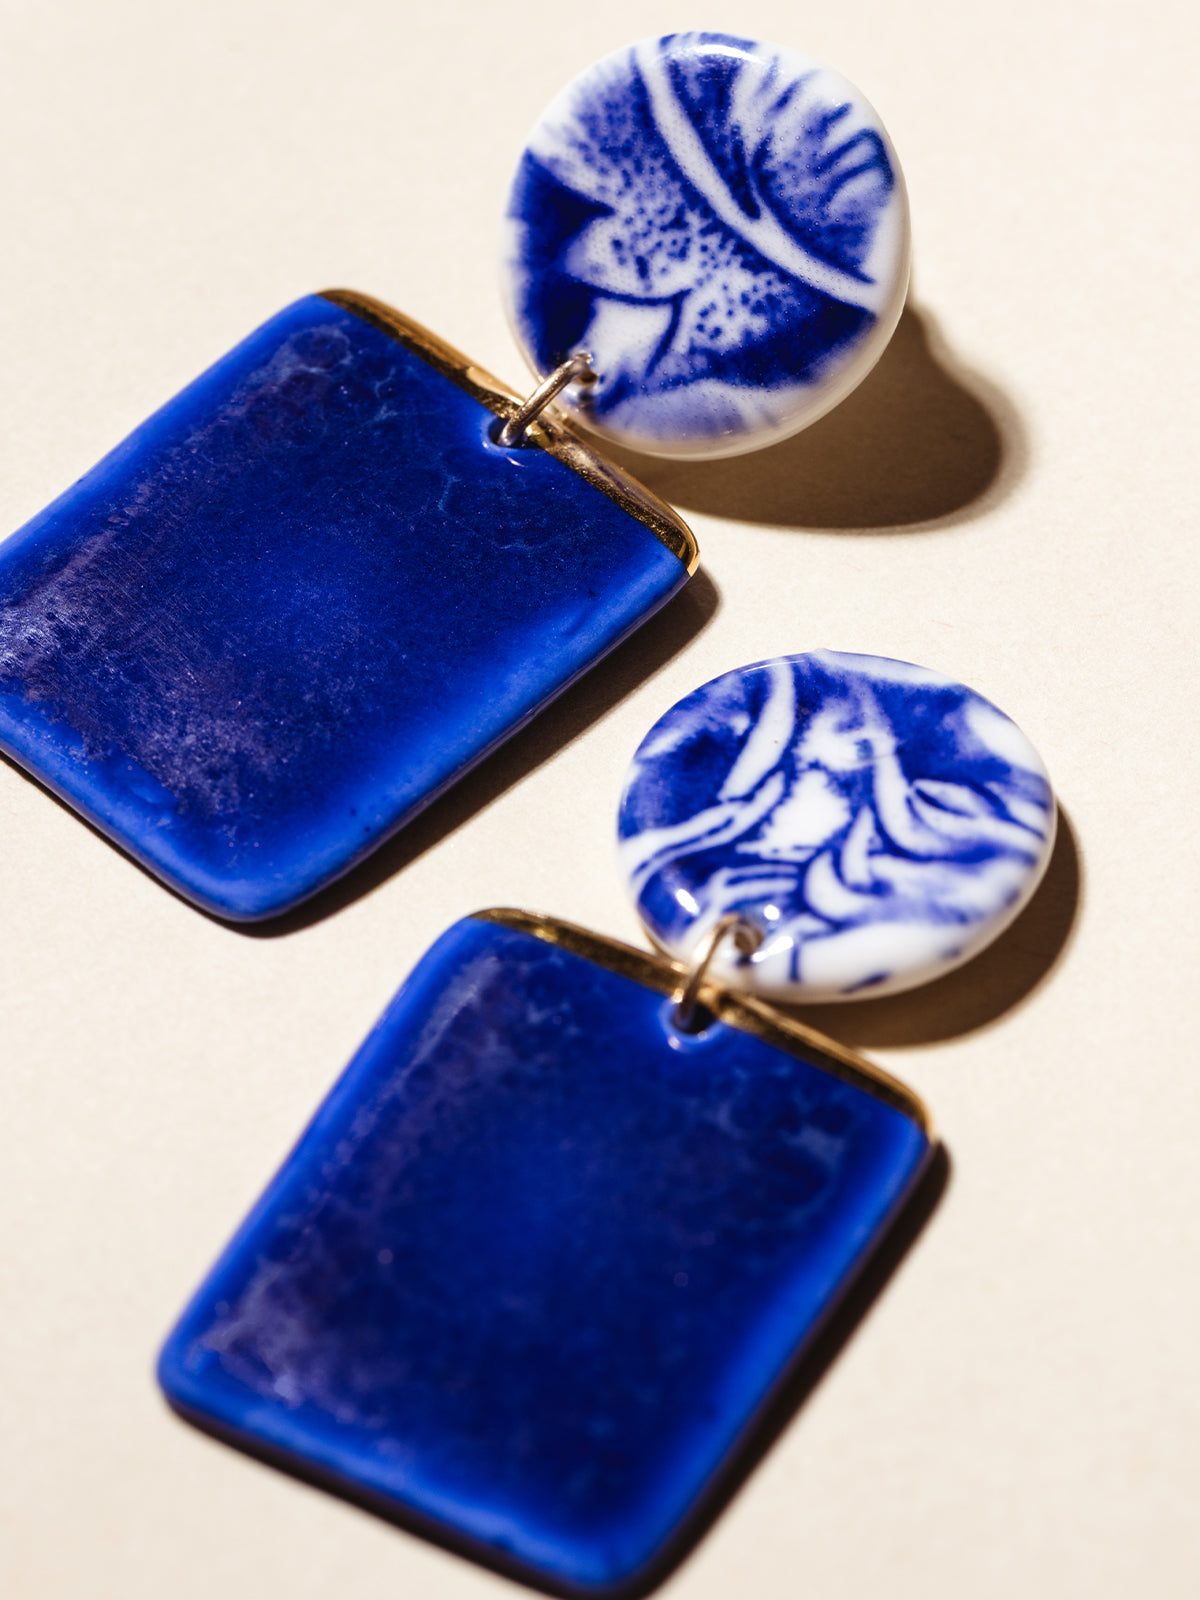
[471, 908, 934, 1137]
[318, 289, 699, 574]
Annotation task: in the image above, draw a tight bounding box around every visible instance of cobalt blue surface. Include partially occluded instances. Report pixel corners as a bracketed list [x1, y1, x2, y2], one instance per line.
[0, 296, 687, 919]
[619, 651, 1057, 1001]
[504, 33, 906, 454]
[159, 914, 930, 1595]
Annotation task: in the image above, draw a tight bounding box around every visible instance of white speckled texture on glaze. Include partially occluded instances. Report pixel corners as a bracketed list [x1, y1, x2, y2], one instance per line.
[618, 652, 1056, 1002]
[503, 33, 910, 459]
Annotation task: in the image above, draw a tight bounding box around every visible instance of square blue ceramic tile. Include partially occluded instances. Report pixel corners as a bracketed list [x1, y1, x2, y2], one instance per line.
[0, 294, 693, 918]
[159, 912, 932, 1596]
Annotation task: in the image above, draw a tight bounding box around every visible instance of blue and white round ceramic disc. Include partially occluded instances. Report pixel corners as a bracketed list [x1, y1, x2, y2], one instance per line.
[618, 652, 1056, 1003]
[503, 33, 910, 460]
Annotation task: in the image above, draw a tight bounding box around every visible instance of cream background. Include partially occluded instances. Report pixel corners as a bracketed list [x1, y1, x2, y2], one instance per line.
[0, 1, 1197, 1596]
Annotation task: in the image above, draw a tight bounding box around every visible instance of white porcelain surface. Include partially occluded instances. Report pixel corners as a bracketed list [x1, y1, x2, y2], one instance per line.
[619, 652, 1056, 1002]
[503, 33, 910, 459]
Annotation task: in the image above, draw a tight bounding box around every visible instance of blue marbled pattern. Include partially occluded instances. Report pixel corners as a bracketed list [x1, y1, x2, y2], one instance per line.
[159, 913, 930, 1594]
[619, 652, 1056, 1001]
[0, 294, 688, 919]
[504, 33, 909, 458]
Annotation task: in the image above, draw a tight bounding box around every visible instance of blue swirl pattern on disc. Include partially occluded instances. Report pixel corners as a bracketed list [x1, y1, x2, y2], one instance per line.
[503, 33, 910, 459]
[618, 652, 1056, 1001]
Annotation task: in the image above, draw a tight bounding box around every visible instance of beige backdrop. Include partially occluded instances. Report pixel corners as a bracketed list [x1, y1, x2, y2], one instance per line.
[1, 1, 1197, 1596]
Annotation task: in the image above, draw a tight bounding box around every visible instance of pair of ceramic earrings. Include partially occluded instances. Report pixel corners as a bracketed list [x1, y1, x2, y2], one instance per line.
[0, 33, 1055, 1599]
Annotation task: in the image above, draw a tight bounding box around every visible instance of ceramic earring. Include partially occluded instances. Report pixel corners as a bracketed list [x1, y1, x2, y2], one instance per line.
[158, 653, 1053, 1598]
[0, 33, 907, 920]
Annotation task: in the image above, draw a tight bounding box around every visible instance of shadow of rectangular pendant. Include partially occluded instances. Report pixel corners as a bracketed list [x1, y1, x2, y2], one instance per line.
[0, 292, 695, 919]
[158, 913, 933, 1597]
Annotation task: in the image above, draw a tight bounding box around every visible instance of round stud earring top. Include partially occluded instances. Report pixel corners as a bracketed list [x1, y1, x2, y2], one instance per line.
[503, 32, 910, 460]
[618, 651, 1056, 1003]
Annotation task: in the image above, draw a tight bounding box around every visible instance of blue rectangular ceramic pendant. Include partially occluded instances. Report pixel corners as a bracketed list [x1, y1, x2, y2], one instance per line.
[159, 910, 932, 1596]
[0, 293, 695, 919]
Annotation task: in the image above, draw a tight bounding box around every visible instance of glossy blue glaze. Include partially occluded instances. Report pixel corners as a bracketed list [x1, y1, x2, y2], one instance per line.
[504, 33, 910, 458]
[619, 652, 1056, 1002]
[159, 914, 930, 1595]
[0, 296, 688, 918]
